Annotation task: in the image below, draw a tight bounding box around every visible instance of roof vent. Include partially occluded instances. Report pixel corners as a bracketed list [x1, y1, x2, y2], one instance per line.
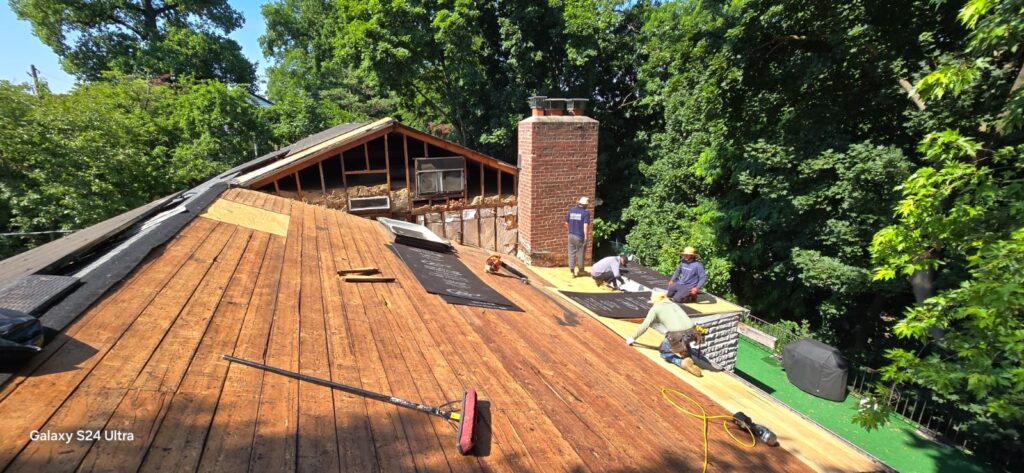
[349, 196, 391, 212]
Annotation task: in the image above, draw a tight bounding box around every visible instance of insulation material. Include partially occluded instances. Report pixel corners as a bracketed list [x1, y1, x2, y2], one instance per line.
[479, 208, 496, 251]
[462, 209, 480, 247]
[444, 211, 463, 245]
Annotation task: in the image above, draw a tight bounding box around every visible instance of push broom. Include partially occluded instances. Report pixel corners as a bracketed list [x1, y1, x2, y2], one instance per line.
[223, 355, 478, 454]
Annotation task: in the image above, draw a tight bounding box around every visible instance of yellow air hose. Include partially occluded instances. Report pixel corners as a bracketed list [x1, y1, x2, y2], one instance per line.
[661, 387, 756, 473]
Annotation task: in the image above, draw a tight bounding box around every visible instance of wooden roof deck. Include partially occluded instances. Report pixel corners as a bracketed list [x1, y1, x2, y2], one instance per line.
[531, 267, 886, 473]
[0, 189, 811, 472]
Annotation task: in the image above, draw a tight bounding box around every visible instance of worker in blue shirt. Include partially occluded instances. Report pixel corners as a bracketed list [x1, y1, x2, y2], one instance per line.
[564, 196, 591, 277]
[667, 246, 707, 303]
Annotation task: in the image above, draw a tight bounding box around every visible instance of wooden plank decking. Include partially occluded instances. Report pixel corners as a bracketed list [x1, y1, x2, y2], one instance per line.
[530, 265, 887, 473]
[0, 189, 813, 472]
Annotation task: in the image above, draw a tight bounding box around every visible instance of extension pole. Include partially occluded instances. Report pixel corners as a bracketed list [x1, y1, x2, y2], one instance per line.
[223, 355, 458, 420]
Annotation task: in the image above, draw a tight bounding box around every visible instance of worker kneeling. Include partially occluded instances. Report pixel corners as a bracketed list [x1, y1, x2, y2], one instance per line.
[626, 292, 703, 377]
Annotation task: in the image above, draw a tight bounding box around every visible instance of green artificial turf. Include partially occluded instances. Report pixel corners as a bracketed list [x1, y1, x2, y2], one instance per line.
[734, 337, 992, 473]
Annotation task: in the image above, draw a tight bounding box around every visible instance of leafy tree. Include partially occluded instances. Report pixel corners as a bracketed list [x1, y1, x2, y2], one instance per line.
[9, 0, 255, 85]
[259, 0, 397, 143]
[0, 76, 272, 258]
[623, 0, 961, 349]
[862, 0, 1024, 457]
[260, 0, 653, 237]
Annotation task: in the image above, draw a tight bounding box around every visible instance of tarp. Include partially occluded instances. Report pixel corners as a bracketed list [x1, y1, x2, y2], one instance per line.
[0, 308, 43, 363]
[390, 243, 520, 311]
[559, 291, 699, 319]
[782, 339, 849, 401]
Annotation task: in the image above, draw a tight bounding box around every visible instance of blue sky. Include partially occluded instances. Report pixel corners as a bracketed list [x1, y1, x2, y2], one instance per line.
[0, 1, 269, 94]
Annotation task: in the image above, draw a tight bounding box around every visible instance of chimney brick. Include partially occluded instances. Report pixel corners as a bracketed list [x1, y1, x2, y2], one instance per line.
[516, 114, 599, 267]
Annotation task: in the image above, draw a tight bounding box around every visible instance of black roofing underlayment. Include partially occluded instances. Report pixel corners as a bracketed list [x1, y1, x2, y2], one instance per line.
[0, 180, 228, 387]
[0, 275, 80, 316]
[389, 243, 521, 312]
[559, 290, 700, 319]
[38, 180, 228, 334]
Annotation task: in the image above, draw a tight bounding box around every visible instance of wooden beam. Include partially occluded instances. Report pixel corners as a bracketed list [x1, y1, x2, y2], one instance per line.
[340, 153, 347, 188]
[318, 161, 326, 195]
[364, 142, 370, 170]
[463, 158, 468, 203]
[479, 164, 484, 198]
[294, 173, 303, 199]
[344, 170, 390, 176]
[273, 180, 281, 196]
[423, 140, 428, 158]
[247, 127, 392, 188]
[395, 123, 517, 174]
[513, 174, 517, 196]
[497, 170, 502, 199]
[384, 133, 391, 191]
[402, 133, 411, 192]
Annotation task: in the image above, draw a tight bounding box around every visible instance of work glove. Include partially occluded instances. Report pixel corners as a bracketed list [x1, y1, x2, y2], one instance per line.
[626, 337, 635, 346]
[690, 287, 699, 297]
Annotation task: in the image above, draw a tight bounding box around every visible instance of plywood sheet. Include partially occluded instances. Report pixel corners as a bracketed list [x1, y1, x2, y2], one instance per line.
[199, 198, 289, 236]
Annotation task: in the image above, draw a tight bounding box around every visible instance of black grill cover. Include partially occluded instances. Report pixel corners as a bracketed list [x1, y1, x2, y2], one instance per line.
[782, 339, 848, 401]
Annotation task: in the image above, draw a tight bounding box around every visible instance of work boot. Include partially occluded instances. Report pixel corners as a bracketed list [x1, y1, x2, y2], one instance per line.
[681, 357, 703, 377]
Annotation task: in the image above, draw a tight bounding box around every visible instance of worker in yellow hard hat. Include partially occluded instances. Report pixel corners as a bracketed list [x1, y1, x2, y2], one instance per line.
[667, 246, 707, 303]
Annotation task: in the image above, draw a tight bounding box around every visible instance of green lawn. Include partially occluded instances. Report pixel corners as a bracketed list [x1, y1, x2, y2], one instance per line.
[735, 337, 992, 473]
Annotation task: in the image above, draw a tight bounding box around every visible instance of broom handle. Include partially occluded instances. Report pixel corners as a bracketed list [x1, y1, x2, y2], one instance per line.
[223, 355, 451, 419]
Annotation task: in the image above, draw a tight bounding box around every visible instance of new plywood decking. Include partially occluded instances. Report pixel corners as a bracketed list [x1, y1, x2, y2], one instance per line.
[0, 189, 811, 472]
[530, 266, 886, 473]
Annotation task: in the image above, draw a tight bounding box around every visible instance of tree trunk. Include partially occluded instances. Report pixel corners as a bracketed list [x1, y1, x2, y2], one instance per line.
[909, 268, 935, 303]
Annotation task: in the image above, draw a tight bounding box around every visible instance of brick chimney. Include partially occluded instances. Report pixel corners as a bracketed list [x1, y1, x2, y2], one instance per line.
[517, 98, 598, 267]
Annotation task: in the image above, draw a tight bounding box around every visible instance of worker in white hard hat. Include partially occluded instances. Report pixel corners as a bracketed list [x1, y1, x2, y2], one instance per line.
[564, 196, 591, 277]
[667, 246, 707, 303]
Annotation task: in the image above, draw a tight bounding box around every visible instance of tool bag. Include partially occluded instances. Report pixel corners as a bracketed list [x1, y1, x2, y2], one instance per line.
[0, 308, 44, 362]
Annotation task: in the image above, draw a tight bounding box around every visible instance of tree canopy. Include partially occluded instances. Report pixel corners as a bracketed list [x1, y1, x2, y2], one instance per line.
[9, 0, 255, 85]
[1, 0, 1022, 468]
[863, 0, 1024, 435]
[0, 76, 271, 258]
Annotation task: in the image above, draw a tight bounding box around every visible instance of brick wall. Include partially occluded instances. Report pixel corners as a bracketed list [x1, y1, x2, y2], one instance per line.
[517, 115, 599, 267]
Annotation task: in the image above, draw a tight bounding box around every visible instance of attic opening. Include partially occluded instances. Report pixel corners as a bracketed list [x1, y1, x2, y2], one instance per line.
[243, 121, 518, 217]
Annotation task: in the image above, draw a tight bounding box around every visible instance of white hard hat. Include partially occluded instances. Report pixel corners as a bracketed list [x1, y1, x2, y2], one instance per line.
[578, 196, 590, 205]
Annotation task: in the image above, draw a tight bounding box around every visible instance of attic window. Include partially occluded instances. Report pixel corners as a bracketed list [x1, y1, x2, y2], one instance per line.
[349, 196, 391, 212]
[415, 157, 465, 197]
